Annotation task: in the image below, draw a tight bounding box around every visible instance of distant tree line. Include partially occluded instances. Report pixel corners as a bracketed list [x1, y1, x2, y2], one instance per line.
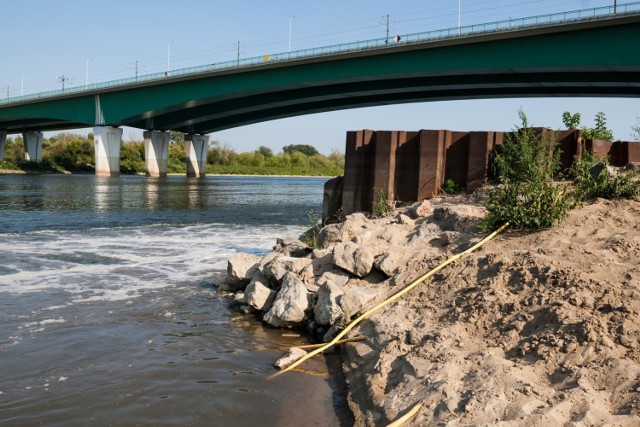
[0, 133, 345, 177]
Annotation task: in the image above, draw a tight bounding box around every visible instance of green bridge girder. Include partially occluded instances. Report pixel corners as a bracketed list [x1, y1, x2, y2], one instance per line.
[1, 13, 639, 135]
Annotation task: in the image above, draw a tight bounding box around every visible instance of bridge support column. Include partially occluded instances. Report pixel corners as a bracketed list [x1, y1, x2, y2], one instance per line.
[0, 130, 6, 160]
[184, 134, 208, 177]
[23, 131, 43, 162]
[143, 130, 169, 177]
[94, 126, 123, 176]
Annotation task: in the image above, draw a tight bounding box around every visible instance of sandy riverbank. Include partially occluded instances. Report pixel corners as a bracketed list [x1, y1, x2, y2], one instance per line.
[338, 197, 640, 426]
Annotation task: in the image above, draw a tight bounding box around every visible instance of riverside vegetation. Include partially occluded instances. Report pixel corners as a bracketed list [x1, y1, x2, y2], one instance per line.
[0, 131, 344, 177]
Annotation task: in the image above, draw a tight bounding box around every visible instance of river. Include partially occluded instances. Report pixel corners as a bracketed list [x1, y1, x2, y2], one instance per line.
[0, 174, 352, 426]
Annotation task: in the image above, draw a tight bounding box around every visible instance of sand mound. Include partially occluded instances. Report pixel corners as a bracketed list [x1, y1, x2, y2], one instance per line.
[341, 198, 640, 426]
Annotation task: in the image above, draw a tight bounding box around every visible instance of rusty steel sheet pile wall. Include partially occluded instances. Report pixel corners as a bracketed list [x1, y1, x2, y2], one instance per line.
[323, 129, 640, 220]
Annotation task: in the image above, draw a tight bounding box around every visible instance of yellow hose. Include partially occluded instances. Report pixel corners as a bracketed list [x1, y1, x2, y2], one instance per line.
[274, 222, 509, 376]
[387, 401, 423, 427]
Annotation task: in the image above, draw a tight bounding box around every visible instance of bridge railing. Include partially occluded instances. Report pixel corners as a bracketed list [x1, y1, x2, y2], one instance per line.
[2, 1, 640, 106]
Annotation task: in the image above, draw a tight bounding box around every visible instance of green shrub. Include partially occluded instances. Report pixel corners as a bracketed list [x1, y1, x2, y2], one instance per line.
[482, 180, 574, 231]
[572, 150, 638, 199]
[372, 187, 393, 217]
[482, 110, 575, 231]
[442, 179, 460, 194]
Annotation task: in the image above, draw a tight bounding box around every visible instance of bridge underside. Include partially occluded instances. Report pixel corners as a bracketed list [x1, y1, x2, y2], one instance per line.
[0, 14, 639, 134]
[121, 70, 640, 134]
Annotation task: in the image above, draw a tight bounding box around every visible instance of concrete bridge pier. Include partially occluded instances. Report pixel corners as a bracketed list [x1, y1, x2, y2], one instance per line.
[0, 130, 6, 160]
[23, 131, 43, 162]
[143, 130, 169, 177]
[185, 134, 208, 177]
[94, 126, 123, 176]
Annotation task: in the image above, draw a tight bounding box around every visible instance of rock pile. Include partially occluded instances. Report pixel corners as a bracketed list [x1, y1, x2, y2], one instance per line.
[221, 196, 486, 341]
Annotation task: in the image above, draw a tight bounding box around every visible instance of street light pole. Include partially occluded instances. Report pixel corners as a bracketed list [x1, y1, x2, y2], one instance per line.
[288, 15, 295, 52]
[458, 0, 461, 35]
[614, 0, 618, 14]
[167, 41, 174, 76]
[85, 58, 92, 89]
[21, 72, 26, 96]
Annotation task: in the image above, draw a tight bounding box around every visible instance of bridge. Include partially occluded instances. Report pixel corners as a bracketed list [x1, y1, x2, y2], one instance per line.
[1, 2, 639, 177]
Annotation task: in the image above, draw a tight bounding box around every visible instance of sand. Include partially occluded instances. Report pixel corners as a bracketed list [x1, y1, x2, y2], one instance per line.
[340, 197, 640, 426]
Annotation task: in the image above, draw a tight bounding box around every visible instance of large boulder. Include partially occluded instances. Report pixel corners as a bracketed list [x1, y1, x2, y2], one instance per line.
[225, 253, 261, 290]
[405, 200, 433, 219]
[245, 279, 276, 312]
[339, 284, 378, 318]
[374, 250, 406, 277]
[263, 273, 312, 327]
[314, 281, 345, 326]
[333, 241, 374, 277]
[264, 255, 313, 286]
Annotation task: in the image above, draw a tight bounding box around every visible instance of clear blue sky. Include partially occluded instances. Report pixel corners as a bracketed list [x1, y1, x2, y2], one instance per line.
[1, 0, 638, 154]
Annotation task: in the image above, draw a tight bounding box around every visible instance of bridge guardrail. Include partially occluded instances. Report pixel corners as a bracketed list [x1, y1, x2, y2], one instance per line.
[2, 1, 639, 106]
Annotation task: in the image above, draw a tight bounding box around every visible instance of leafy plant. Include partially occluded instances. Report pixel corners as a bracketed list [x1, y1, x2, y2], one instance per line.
[632, 115, 640, 141]
[442, 178, 460, 194]
[301, 210, 322, 249]
[372, 187, 393, 217]
[562, 111, 581, 130]
[582, 111, 613, 141]
[571, 149, 638, 199]
[482, 109, 575, 231]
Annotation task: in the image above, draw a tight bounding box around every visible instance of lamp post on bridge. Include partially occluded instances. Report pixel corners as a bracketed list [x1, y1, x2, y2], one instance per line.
[288, 15, 295, 52]
[21, 72, 27, 96]
[85, 58, 92, 89]
[166, 41, 174, 76]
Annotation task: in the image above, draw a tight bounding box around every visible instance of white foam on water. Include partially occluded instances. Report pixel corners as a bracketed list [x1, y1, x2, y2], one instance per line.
[0, 222, 305, 303]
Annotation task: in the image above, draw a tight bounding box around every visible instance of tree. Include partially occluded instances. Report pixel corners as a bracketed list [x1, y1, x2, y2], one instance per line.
[632, 115, 640, 141]
[282, 144, 319, 156]
[256, 146, 273, 157]
[169, 131, 185, 144]
[561, 111, 581, 130]
[582, 111, 613, 141]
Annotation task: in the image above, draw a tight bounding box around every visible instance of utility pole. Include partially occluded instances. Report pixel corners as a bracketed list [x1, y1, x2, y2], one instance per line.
[289, 15, 295, 52]
[384, 14, 390, 44]
[458, 0, 461, 35]
[614, 0, 618, 14]
[58, 75, 69, 91]
[167, 41, 174, 76]
[85, 58, 92, 89]
[6, 86, 9, 99]
[21, 72, 26, 96]
[236, 41, 240, 65]
[135, 60, 139, 81]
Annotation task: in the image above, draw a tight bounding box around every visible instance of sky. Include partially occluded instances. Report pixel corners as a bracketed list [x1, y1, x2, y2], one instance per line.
[1, 0, 638, 154]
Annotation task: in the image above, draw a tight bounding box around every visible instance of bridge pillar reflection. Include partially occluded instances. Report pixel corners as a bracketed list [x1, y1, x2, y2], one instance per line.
[23, 131, 43, 162]
[0, 130, 6, 160]
[143, 130, 169, 177]
[94, 126, 123, 176]
[184, 134, 208, 177]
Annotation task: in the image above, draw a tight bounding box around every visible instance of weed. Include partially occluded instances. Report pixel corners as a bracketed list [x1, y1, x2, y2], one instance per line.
[443, 179, 460, 194]
[372, 187, 393, 217]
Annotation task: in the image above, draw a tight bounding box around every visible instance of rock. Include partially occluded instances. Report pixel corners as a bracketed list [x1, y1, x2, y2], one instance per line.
[339, 285, 378, 318]
[264, 256, 313, 285]
[408, 222, 441, 245]
[317, 271, 350, 288]
[225, 253, 261, 290]
[273, 237, 312, 258]
[234, 292, 247, 303]
[316, 224, 345, 248]
[274, 347, 307, 370]
[406, 200, 433, 219]
[440, 231, 460, 246]
[263, 273, 312, 327]
[333, 242, 374, 277]
[433, 207, 460, 231]
[374, 250, 405, 277]
[589, 162, 606, 180]
[395, 213, 414, 225]
[245, 280, 276, 312]
[314, 281, 345, 326]
[626, 162, 640, 171]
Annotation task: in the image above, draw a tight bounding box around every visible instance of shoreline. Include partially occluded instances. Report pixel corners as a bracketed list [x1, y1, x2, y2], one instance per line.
[0, 169, 334, 179]
[222, 196, 640, 426]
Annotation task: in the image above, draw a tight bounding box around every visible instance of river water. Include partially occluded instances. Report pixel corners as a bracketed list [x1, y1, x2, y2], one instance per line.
[0, 174, 351, 426]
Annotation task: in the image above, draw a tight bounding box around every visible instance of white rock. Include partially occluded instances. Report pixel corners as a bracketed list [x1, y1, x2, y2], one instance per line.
[274, 347, 308, 370]
[314, 281, 345, 326]
[226, 253, 261, 290]
[264, 256, 313, 285]
[263, 273, 312, 327]
[245, 280, 276, 312]
[333, 242, 374, 278]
